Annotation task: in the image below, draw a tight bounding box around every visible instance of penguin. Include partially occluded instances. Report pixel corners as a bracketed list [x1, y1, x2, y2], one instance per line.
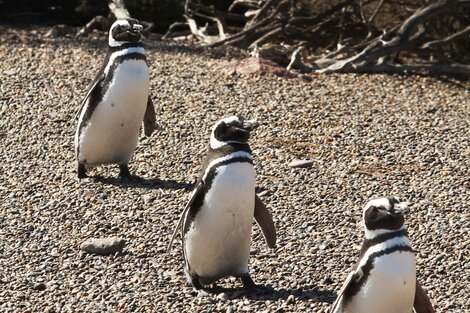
[330, 197, 416, 313]
[75, 18, 156, 179]
[167, 115, 276, 290]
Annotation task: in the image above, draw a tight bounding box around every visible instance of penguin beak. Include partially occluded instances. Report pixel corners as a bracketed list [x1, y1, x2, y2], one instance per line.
[132, 24, 143, 33]
[242, 120, 259, 131]
[395, 202, 410, 214]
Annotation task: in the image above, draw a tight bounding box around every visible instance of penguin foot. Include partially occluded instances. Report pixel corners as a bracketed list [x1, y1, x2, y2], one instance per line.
[118, 164, 132, 179]
[77, 163, 87, 179]
[240, 273, 257, 290]
[190, 274, 203, 290]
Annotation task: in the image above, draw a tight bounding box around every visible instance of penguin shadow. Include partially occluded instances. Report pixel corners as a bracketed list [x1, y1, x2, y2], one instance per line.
[92, 175, 193, 191]
[201, 284, 336, 304]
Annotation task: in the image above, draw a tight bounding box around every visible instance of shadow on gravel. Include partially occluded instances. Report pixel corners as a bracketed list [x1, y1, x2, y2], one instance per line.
[92, 175, 193, 190]
[201, 284, 336, 304]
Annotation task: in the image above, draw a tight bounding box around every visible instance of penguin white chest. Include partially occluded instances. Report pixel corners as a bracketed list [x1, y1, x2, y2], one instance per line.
[348, 251, 416, 313]
[77, 59, 149, 165]
[185, 162, 256, 283]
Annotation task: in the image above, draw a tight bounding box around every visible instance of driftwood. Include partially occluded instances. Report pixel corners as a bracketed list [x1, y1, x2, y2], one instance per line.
[167, 0, 469, 77]
[77, 0, 154, 37]
[77, 0, 128, 37]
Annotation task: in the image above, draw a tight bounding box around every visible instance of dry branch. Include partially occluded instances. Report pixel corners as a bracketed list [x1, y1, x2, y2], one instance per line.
[76, 16, 109, 37]
[169, 0, 469, 77]
[368, 0, 385, 24]
[421, 25, 470, 49]
[78, 0, 156, 37]
[316, 0, 470, 75]
[108, 0, 130, 19]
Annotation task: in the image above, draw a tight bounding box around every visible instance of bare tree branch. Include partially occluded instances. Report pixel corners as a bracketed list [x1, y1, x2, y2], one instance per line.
[246, 0, 281, 28]
[170, 0, 469, 77]
[368, 0, 385, 24]
[422, 25, 470, 49]
[317, 0, 469, 73]
[108, 0, 130, 19]
[393, 0, 464, 45]
[330, 62, 470, 76]
[76, 16, 109, 37]
[162, 22, 191, 40]
[229, 0, 261, 12]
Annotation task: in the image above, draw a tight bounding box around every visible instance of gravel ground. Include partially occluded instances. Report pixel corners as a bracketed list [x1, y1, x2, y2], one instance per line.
[0, 26, 469, 312]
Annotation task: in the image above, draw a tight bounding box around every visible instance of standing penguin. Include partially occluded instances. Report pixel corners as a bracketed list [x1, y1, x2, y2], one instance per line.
[168, 115, 276, 290]
[331, 197, 418, 313]
[75, 18, 156, 179]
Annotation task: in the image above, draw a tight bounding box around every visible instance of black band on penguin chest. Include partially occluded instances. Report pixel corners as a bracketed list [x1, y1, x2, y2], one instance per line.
[344, 232, 413, 303]
[85, 48, 147, 117]
[109, 42, 144, 52]
[99, 53, 147, 103]
[360, 229, 408, 253]
[184, 144, 253, 233]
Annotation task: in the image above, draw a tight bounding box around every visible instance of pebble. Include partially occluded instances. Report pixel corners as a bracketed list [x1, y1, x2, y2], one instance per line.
[288, 159, 314, 168]
[143, 195, 153, 204]
[285, 295, 295, 305]
[197, 290, 210, 298]
[33, 283, 47, 291]
[80, 237, 126, 255]
[217, 292, 229, 301]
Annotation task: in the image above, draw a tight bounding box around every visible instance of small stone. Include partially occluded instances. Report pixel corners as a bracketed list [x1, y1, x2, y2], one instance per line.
[257, 190, 271, 197]
[285, 294, 295, 305]
[80, 237, 126, 255]
[143, 195, 153, 204]
[324, 277, 333, 285]
[288, 159, 313, 168]
[217, 292, 229, 301]
[45, 25, 74, 38]
[324, 136, 333, 143]
[45, 27, 60, 38]
[50, 248, 59, 257]
[197, 289, 210, 297]
[33, 283, 47, 291]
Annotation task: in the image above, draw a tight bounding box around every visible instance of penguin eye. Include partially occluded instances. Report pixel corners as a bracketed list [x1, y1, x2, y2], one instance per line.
[371, 206, 378, 212]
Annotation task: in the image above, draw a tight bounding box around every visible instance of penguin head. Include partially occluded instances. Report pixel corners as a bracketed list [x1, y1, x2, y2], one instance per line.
[109, 18, 143, 47]
[210, 115, 259, 148]
[363, 197, 410, 232]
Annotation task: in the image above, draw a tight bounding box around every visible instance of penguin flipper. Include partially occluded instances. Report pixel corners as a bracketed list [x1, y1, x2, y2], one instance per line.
[75, 73, 105, 120]
[143, 96, 156, 137]
[167, 182, 204, 252]
[413, 279, 435, 313]
[254, 194, 276, 248]
[330, 270, 361, 313]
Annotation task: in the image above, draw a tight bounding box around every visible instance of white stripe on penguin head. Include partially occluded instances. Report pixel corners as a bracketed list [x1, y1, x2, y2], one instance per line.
[210, 116, 241, 149]
[109, 19, 131, 47]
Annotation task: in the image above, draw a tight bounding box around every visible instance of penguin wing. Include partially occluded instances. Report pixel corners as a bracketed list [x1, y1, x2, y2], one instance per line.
[329, 270, 362, 313]
[413, 279, 435, 313]
[254, 194, 277, 248]
[75, 73, 105, 120]
[143, 96, 156, 136]
[167, 181, 204, 251]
